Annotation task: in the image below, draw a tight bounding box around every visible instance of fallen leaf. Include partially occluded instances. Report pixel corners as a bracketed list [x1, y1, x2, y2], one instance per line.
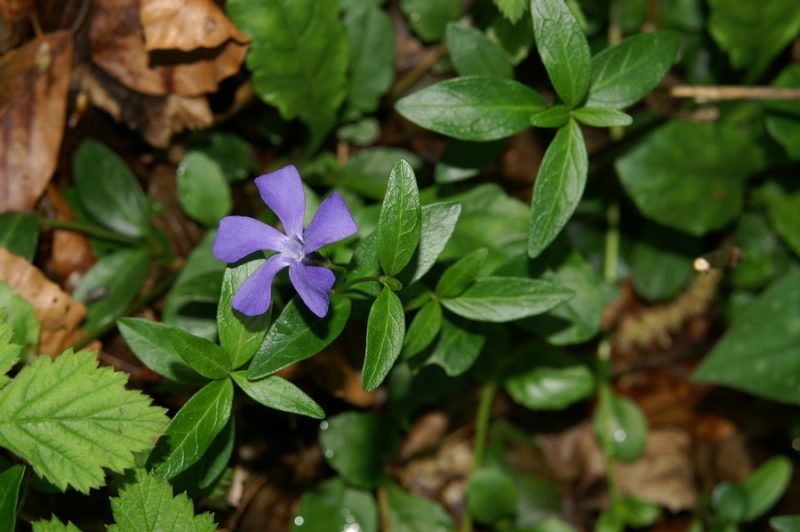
[307, 341, 377, 408]
[399, 411, 449, 461]
[0, 0, 31, 24]
[43, 185, 96, 289]
[89, 0, 247, 97]
[0, 248, 88, 355]
[140, 0, 247, 52]
[0, 31, 74, 211]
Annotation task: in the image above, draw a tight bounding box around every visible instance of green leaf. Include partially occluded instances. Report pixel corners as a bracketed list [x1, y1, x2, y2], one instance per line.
[402, 202, 461, 283]
[531, 0, 591, 107]
[0, 350, 168, 493]
[616, 121, 763, 236]
[108, 469, 216, 532]
[217, 259, 271, 369]
[730, 213, 789, 289]
[73, 248, 150, 330]
[528, 119, 588, 257]
[167, 327, 232, 380]
[739, 456, 792, 522]
[176, 152, 232, 227]
[765, 64, 800, 117]
[571, 107, 632, 127]
[31, 517, 81, 532]
[493, 0, 527, 23]
[708, 0, 800, 81]
[73, 139, 150, 238]
[428, 316, 486, 376]
[362, 287, 405, 391]
[148, 378, 233, 480]
[292, 478, 378, 532]
[395, 76, 545, 141]
[343, 5, 394, 121]
[711, 483, 749, 523]
[772, 515, 800, 532]
[530, 105, 570, 128]
[487, 11, 535, 65]
[694, 270, 800, 403]
[341, 148, 423, 200]
[0, 465, 24, 531]
[631, 223, 700, 301]
[468, 467, 519, 524]
[118, 318, 205, 384]
[400, 0, 460, 42]
[506, 364, 594, 411]
[386, 481, 454, 531]
[188, 132, 257, 182]
[232, 371, 324, 419]
[0, 282, 39, 354]
[435, 139, 507, 184]
[446, 23, 513, 79]
[0, 212, 38, 261]
[319, 411, 398, 488]
[172, 417, 234, 493]
[436, 248, 489, 298]
[593, 386, 648, 462]
[226, 0, 349, 150]
[586, 31, 680, 109]
[247, 295, 351, 379]
[377, 160, 422, 276]
[766, 115, 800, 160]
[441, 276, 573, 322]
[337, 118, 381, 146]
[765, 191, 800, 257]
[402, 299, 442, 359]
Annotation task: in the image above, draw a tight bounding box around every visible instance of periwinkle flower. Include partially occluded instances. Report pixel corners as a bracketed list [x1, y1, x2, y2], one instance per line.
[212, 165, 357, 318]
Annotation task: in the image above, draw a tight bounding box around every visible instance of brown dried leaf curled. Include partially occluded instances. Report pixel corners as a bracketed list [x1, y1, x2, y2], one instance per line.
[140, 0, 247, 52]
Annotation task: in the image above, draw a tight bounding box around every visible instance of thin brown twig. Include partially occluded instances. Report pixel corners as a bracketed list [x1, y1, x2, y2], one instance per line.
[389, 44, 448, 102]
[669, 85, 800, 101]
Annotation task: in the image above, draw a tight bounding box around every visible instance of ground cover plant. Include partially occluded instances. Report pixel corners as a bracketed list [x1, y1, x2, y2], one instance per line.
[2, 0, 800, 530]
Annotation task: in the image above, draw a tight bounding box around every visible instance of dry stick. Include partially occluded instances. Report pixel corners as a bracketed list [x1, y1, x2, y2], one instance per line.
[670, 86, 800, 101]
[389, 44, 448, 103]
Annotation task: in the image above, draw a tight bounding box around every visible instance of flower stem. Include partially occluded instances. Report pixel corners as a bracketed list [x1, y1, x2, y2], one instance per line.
[37, 217, 142, 247]
[461, 381, 497, 532]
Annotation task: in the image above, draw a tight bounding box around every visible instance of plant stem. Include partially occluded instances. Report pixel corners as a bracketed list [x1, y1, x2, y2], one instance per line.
[603, 201, 620, 284]
[37, 217, 142, 247]
[389, 44, 447, 102]
[461, 382, 497, 532]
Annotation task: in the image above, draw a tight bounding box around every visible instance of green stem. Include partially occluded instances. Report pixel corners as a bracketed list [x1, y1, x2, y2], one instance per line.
[461, 382, 497, 532]
[603, 202, 620, 284]
[37, 217, 142, 247]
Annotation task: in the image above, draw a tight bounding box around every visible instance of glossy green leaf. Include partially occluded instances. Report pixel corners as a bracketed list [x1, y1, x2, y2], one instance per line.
[232, 371, 324, 419]
[362, 287, 405, 391]
[765, 64, 800, 117]
[0, 212, 38, 261]
[176, 152, 232, 227]
[730, 213, 789, 289]
[400, 0, 460, 42]
[188, 132, 256, 182]
[530, 105, 570, 128]
[292, 478, 378, 532]
[172, 417, 234, 493]
[468, 467, 519, 524]
[73, 248, 150, 330]
[377, 160, 421, 276]
[631, 223, 700, 302]
[341, 147, 423, 200]
[436, 248, 489, 298]
[428, 316, 486, 376]
[765, 191, 800, 257]
[616, 121, 763, 235]
[118, 318, 205, 384]
[586, 31, 680, 109]
[711, 483, 749, 523]
[148, 378, 233, 480]
[167, 326, 232, 380]
[772, 515, 800, 532]
[739, 456, 792, 521]
[506, 364, 594, 410]
[435, 139, 507, 184]
[396, 76, 545, 141]
[319, 411, 398, 488]
[0, 282, 39, 354]
[766, 115, 800, 160]
[531, 0, 591, 107]
[494, 0, 527, 23]
[247, 295, 351, 379]
[402, 299, 442, 359]
[593, 386, 648, 462]
[528, 119, 587, 258]
[217, 259, 271, 369]
[386, 481, 454, 532]
[402, 202, 461, 283]
[343, 5, 394, 121]
[0, 465, 24, 531]
[73, 139, 150, 238]
[694, 270, 800, 404]
[226, 0, 349, 150]
[571, 107, 632, 127]
[446, 23, 513, 79]
[337, 118, 381, 146]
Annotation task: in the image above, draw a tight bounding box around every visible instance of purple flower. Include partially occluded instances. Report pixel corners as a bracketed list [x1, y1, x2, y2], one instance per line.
[212, 165, 357, 318]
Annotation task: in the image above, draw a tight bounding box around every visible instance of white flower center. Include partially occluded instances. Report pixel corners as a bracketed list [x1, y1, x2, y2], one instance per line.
[283, 236, 305, 262]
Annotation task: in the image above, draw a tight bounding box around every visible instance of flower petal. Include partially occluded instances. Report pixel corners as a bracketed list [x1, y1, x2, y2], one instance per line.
[213, 216, 289, 263]
[255, 165, 306, 239]
[232, 254, 290, 316]
[302, 191, 359, 253]
[289, 262, 336, 318]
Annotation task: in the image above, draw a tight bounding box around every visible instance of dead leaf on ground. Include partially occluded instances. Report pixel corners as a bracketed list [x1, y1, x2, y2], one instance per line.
[0, 247, 89, 355]
[307, 341, 377, 408]
[397, 438, 472, 516]
[0, 0, 31, 24]
[140, 0, 247, 52]
[0, 31, 74, 211]
[89, 0, 247, 97]
[43, 185, 96, 289]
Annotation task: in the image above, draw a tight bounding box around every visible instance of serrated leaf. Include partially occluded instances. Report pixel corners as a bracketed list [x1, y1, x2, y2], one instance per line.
[31, 517, 81, 532]
[0, 465, 24, 531]
[292, 477, 378, 532]
[493, 0, 527, 23]
[386, 481, 454, 532]
[232, 371, 324, 419]
[396, 76, 545, 141]
[446, 23, 513, 79]
[0, 212, 38, 261]
[118, 318, 205, 384]
[377, 160, 421, 276]
[167, 327, 232, 380]
[586, 31, 680, 109]
[226, 0, 349, 150]
[428, 315, 485, 376]
[0, 350, 168, 493]
[247, 295, 351, 379]
[73, 139, 150, 238]
[531, 0, 591, 107]
[402, 299, 443, 359]
[148, 378, 233, 480]
[177, 152, 232, 228]
[400, 0, 460, 42]
[402, 202, 461, 283]
[528, 119, 588, 257]
[436, 248, 488, 298]
[0, 282, 39, 354]
[571, 107, 632, 127]
[362, 287, 405, 391]
[108, 469, 216, 532]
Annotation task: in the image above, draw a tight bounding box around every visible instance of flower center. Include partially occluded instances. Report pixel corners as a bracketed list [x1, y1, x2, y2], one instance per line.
[283, 235, 305, 262]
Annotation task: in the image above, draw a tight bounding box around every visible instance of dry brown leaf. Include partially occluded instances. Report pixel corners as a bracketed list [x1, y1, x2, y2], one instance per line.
[307, 341, 377, 408]
[0, 0, 31, 24]
[44, 185, 96, 289]
[0, 31, 73, 211]
[140, 0, 247, 52]
[0, 247, 88, 355]
[90, 0, 247, 97]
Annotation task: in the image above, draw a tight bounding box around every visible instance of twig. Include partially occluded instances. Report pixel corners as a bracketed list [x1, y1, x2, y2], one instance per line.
[669, 85, 800, 101]
[389, 44, 448, 102]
